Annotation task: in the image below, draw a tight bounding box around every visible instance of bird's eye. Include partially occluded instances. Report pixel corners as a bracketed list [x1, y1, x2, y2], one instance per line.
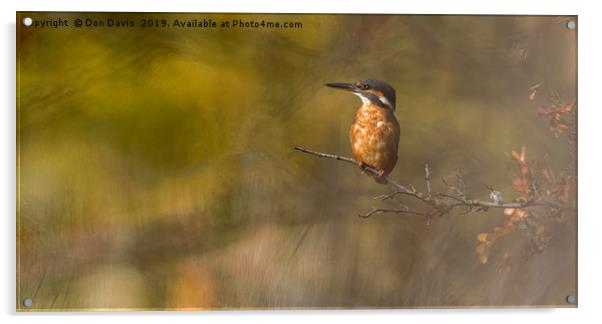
[356, 83, 369, 90]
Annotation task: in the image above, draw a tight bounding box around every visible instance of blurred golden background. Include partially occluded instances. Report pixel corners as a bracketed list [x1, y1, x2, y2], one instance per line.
[17, 13, 576, 309]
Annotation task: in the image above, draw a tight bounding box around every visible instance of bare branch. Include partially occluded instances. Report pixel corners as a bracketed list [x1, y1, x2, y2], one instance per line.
[293, 146, 567, 218]
[294, 146, 411, 193]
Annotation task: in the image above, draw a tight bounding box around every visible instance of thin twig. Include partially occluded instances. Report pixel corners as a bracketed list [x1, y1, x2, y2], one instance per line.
[432, 192, 466, 204]
[425, 163, 432, 194]
[375, 190, 432, 206]
[359, 207, 429, 219]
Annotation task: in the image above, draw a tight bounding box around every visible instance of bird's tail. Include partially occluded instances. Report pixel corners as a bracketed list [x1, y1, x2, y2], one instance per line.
[373, 175, 388, 184]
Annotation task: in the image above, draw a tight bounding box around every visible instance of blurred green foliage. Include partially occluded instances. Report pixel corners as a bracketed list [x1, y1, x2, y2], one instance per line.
[17, 13, 576, 309]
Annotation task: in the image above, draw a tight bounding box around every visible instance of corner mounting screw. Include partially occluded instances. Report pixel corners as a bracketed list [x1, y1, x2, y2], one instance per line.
[566, 21, 576, 30]
[22, 17, 33, 27]
[565, 294, 576, 304]
[22, 298, 33, 308]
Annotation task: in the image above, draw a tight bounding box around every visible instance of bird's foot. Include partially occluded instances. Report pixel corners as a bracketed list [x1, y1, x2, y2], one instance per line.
[358, 162, 385, 176]
[358, 161, 369, 173]
[359, 162, 380, 176]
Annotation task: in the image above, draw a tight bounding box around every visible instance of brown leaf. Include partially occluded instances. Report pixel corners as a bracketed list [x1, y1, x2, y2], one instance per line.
[550, 119, 569, 137]
[479, 253, 489, 265]
[528, 83, 541, 101]
[477, 233, 489, 242]
[510, 146, 527, 163]
[560, 100, 576, 113]
[515, 208, 528, 219]
[512, 177, 530, 194]
[557, 175, 572, 203]
[542, 167, 556, 183]
[510, 150, 519, 161]
[538, 105, 552, 116]
[476, 243, 489, 264]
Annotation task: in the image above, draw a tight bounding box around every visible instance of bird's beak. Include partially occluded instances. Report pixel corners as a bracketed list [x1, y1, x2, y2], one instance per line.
[325, 82, 355, 92]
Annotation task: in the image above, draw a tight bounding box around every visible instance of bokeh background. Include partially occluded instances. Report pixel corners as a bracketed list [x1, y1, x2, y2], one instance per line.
[17, 13, 576, 309]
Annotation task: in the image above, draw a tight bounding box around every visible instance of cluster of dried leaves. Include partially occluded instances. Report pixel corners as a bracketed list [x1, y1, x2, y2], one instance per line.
[538, 100, 576, 138]
[475, 84, 576, 265]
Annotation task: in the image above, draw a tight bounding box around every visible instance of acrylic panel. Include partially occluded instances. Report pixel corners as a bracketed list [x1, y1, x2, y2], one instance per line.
[16, 12, 577, 311]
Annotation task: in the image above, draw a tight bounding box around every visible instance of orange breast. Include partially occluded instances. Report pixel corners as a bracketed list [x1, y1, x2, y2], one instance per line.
[350, 104, 400, 175]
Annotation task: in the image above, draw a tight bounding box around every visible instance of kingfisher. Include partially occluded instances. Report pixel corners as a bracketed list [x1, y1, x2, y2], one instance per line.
[326, 79, 400, 184]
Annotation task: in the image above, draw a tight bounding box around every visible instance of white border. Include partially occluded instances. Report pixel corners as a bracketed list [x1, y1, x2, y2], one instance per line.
[3, 1, 601, 324]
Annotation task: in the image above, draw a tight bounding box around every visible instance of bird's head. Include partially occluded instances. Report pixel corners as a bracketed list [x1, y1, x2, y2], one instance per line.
[326, 79, 396, 111]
